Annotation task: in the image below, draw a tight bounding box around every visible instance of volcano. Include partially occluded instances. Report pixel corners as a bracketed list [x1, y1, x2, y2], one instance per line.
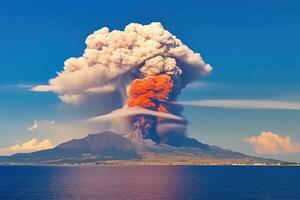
[0, 132, 282, 165]
[0, 132, 139, 164]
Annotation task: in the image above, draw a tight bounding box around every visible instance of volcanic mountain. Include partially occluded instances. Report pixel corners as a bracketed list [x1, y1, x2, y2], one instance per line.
[0, 132, 139, 164]
[0, 132, 281, 165]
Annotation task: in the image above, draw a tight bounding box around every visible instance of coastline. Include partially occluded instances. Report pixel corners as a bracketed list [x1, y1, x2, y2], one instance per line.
[0, 162, 299, 167]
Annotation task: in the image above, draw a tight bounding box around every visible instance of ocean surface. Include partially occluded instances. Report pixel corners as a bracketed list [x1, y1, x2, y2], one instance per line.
[0, 165, 299, 200]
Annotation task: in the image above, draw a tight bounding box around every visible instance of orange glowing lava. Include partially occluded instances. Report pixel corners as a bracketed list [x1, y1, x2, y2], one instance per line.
[128, 74, 173, 110]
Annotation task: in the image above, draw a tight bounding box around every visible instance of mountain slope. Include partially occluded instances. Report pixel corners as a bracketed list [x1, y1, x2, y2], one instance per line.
[0, 131, 281, 165]
[0, 132, 139, 164]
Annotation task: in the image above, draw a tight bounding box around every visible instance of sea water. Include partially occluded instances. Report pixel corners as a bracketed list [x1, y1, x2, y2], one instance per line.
[0, 165, 299, 200]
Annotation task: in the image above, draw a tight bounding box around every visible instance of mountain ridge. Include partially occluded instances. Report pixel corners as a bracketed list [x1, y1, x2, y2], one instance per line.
[0, 131, 282, 165]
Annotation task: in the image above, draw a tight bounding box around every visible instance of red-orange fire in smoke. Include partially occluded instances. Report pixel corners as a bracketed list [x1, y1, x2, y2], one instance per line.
[127, 74, 173, 141]
[127, 74, 173, 111]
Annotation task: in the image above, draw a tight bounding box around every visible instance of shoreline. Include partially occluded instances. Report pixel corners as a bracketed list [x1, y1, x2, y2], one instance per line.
[0, 163, 299, 167]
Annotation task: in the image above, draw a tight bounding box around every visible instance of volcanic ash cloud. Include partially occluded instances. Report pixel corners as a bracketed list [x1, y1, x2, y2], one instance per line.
[33, 22, 212, 144]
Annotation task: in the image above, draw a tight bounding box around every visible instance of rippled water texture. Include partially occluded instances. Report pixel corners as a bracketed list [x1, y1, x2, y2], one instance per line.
[0, 165, 299, 200]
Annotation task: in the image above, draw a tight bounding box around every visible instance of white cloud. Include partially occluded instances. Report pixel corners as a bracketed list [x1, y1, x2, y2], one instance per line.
[32, 22, 211, 105]
[184, 82, 225, 91]
[88, 106, 183, 122]
[28, 120, 56, 131]
[0, 138, 53, 155]
[30, 85, 62, 92]
[85, 85, 115, 93]
[176, 99, 300, 110]
[25, 119, 112, 146]
[245, 131, 300, 155]
[0, 84, 34, 91]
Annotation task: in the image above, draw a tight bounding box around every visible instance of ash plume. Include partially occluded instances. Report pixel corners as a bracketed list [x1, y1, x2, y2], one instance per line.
[33, 22, 212, 145]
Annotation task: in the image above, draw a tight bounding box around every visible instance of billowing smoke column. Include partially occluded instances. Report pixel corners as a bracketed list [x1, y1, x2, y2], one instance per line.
[33, 22, 212, 144]
[128, 74, 173, 142]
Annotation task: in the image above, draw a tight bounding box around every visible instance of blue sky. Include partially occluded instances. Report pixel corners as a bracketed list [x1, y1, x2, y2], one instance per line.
[0, 0, 300, 161]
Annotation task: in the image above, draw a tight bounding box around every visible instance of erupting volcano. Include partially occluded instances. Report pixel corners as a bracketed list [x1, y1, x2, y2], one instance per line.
[128, 74, 173, 141]
[33, 22, 212, 146]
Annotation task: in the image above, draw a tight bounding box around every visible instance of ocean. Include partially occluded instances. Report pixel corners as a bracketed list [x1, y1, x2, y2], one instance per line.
[0, 165, 299, 200]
